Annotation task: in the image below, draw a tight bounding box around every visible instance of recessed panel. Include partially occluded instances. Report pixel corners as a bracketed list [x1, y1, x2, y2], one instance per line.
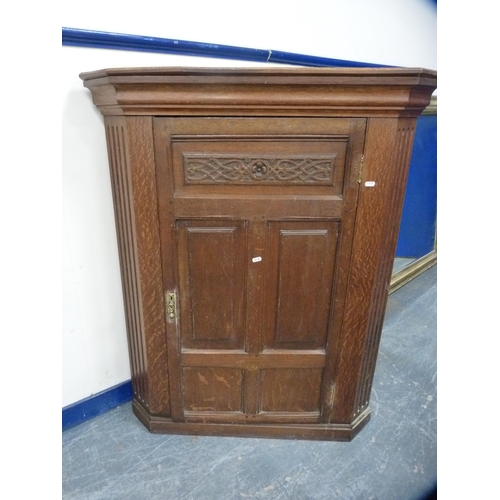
[176, 220, 247, 349]
[171, 136, 347, 196]
[183, 153, 338, 186]
[264, 221, 339, 349]
[260, 369, 323, 413]
[182, 367, 243, 413]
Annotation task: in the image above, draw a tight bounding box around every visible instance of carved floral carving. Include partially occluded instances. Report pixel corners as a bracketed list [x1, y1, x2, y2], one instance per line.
[184, 155, 337, 185]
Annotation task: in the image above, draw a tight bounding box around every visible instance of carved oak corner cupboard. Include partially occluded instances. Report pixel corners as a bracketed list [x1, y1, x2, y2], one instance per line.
[80, 67, 437, 441]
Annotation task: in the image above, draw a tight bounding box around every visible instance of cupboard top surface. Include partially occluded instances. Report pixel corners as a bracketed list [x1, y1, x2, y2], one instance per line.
[80, 66, 436, 82]
[80, 66, 437, 118]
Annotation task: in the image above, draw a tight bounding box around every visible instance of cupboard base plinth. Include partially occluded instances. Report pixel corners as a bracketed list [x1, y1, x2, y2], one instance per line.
[132, 399, 371, 442]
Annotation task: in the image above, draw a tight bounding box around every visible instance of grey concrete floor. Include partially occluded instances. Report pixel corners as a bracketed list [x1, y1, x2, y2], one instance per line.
[62, 266, 437, 500]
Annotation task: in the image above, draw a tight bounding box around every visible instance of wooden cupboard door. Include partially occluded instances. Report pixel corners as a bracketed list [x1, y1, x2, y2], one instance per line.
[153, 116, 366, 424]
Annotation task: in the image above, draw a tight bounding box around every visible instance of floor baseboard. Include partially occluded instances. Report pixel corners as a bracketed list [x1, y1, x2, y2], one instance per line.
[62, 381, 133, 431]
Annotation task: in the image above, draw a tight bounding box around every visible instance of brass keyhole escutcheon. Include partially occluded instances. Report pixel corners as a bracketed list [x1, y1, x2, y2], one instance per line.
[166, 292, 176, 319]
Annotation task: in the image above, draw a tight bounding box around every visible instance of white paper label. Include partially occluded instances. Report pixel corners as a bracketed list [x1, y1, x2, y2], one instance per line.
[252, 256, 262, 263]
[365, 181, 376, 187]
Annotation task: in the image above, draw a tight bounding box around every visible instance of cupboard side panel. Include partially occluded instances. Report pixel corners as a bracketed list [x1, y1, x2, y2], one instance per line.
[104, 116, 171, 417]
[126, 117, 170, 416]
[354, 117, 417, 416]
[332, 117, 417, 423]
[104, 116, 147, 410]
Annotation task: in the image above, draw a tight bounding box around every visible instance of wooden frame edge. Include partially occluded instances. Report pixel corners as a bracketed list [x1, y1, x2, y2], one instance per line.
[390, 250, 437, 294]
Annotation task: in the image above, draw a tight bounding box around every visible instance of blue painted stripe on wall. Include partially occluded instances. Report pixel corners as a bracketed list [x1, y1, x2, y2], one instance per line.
[62, 381, 133, 431]
[267, 50, 386, 68]
[62, 27, 392, 68]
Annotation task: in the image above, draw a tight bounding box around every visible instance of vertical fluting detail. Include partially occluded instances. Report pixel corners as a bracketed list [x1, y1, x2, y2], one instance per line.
[354, 119, 416, 416]
[105, 122, 148, 407]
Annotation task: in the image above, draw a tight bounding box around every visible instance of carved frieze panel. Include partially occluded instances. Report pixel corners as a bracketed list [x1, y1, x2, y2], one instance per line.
[183, 154, 337, 186]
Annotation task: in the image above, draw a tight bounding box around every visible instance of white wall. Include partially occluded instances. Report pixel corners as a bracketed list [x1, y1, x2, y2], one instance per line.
[62, 0, 436, 407]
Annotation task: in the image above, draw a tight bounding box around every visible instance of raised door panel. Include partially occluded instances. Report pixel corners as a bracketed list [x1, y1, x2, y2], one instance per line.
[263, 221, 339, 350]
[176, 220, 247, 350]
[259, 368, 323, 414]
[182, 367, 243, 414]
